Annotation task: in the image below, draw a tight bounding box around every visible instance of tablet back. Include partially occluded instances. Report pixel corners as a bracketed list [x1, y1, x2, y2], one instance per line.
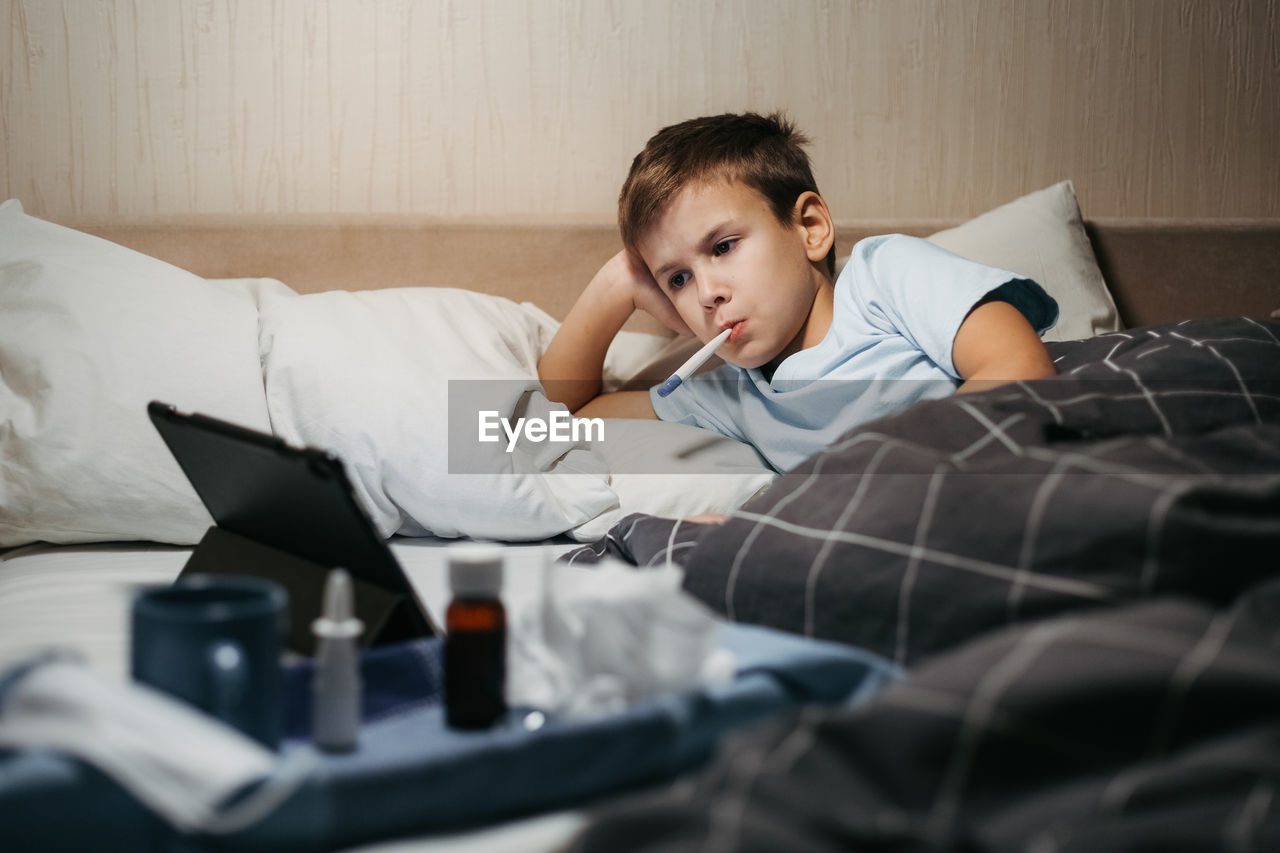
[148, 401, 436, 647]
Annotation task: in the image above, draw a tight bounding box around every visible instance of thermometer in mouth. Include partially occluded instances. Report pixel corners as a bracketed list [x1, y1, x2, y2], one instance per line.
[656, 326, 733, 398]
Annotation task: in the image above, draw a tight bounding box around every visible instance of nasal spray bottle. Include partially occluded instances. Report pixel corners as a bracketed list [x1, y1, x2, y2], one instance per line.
[445, 544, 507, 729]
[312, 568, 363, 751]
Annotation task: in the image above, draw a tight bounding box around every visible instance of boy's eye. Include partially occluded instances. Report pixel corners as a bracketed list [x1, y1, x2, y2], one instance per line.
[668, 272, 689, 290]
[713, 239, 737, 256]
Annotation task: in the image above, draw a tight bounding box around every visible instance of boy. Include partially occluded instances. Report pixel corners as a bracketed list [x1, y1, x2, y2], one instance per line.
[538, 112, 1058, 472]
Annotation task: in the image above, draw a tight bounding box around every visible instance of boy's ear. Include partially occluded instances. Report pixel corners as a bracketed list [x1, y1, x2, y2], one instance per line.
[793, 192, 835, 264]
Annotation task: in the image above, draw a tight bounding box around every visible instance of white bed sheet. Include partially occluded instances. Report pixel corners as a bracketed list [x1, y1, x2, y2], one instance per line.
[0, 537, 576, 676]
[0, 536, 597, 853]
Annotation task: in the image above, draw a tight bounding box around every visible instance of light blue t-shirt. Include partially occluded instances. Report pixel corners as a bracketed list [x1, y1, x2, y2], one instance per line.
[649, 234, 1059, 471]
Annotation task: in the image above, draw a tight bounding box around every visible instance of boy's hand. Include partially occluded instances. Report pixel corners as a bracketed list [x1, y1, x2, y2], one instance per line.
[539, 249, 688, 414]
[616, 249, 696, 335]
[608, 250, 694, 338]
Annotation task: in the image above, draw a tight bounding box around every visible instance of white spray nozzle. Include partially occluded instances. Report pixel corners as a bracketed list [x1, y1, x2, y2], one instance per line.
[312, 568, 363, 640]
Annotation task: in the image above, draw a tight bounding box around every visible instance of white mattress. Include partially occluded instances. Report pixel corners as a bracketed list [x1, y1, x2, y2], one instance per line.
[0, 536, 596, 852]
[0, 537, 576, 678]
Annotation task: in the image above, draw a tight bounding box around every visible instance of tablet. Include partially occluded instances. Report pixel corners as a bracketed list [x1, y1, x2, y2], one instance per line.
[148, 401, 437, 649]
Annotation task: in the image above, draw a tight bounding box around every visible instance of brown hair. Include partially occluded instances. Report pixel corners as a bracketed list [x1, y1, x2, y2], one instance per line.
[618, 111, 835, 276]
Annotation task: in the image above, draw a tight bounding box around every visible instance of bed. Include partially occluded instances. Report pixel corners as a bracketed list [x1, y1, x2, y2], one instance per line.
[2, 180, 1278, 851]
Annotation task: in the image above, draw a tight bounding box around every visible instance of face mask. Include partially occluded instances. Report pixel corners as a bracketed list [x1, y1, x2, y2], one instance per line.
[0, 655, 313, 834]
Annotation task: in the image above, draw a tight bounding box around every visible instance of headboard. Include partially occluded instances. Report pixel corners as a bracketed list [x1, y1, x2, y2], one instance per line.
[71, 218, 1279, 332]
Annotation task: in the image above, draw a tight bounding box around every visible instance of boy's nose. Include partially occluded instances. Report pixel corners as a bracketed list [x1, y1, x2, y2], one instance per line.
[697, 273, 731, 308]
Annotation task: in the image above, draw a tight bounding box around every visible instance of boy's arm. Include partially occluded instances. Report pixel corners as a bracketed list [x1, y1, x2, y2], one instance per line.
[538, 250, 689, 417]
[952, 297, 1057, 394]
[575, 390, 659, 419]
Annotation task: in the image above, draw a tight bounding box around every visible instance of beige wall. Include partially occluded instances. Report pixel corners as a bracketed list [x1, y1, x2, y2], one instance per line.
[3, 0, 1277, 223]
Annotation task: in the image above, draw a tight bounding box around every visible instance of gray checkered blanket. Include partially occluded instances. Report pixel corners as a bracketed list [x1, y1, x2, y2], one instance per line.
[562, 316, 1280, 851]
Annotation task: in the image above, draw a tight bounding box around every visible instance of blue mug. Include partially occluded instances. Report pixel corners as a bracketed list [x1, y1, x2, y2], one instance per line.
[132, 574, 289, 748]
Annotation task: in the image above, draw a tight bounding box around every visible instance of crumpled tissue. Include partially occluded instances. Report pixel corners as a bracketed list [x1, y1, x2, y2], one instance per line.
[506, 558, 736, 718]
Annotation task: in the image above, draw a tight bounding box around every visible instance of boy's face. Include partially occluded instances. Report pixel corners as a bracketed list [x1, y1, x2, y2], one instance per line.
[635, 179, 833, 372]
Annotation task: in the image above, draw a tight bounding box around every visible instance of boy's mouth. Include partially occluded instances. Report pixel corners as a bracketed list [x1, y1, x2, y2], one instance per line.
[723, 320, 745, 343]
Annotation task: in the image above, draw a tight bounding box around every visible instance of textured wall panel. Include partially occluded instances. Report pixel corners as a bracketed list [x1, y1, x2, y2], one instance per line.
[3, 0, 1277, 221]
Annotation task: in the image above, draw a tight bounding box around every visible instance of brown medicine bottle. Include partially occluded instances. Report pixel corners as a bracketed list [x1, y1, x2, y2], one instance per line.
[444, 544, 507, 729]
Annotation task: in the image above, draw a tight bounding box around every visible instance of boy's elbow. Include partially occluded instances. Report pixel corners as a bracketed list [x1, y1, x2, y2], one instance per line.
[956, 355, 1056, 394]
[1029, 358, 1058, 380]
[540, 376, 602, 413]
[1015, 345, 1058, 380]
[1004, 353, 1057, 381]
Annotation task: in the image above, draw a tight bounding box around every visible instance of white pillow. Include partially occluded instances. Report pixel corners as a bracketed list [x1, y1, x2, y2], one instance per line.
[258, 286, 623, 540]
[569, 418, 776, 540]
[600, 330, 680, 392]
[0, 200, 273, 546]
[925, 180, 1121, 341]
